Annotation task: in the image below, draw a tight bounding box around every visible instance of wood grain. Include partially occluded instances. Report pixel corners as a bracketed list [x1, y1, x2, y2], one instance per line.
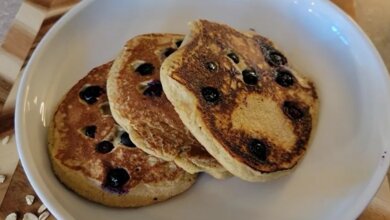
[0, 110, 14, 138]
[0, 0, 79, 110]
[3, 22, 36, 60]
[0, 164, 55, 220]
[28, 0, 79, 8]
[332, 0, 356, 17]
[358, 179, 390, 220]
[0, 77, 12, 110]
[0, 0, 80, 214]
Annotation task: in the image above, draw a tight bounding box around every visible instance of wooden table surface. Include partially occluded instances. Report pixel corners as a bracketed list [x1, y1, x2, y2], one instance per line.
[0, 0, 389, 219]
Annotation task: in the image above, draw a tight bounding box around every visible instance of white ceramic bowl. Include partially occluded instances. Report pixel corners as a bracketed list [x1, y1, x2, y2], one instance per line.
[15, 0, 390, 219]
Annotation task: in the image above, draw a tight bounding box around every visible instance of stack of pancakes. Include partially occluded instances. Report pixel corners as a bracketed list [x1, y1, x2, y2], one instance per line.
[49, 20, 318, 207]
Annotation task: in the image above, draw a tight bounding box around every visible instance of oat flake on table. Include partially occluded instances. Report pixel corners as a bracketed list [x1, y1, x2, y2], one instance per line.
[23, 213, 38, 220]
[37, 203, 47, 214]
[5, 212, 17, 220]
[0, 174, 6, 183]
[25, 194, 35, 205]
[38, 211, 50, 220]
[2, 135, 10, 145]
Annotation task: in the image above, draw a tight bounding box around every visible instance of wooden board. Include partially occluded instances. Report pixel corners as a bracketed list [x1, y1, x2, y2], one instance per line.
[0, 164, 55, 220]
[0, 0, 79, 136]
[332, 0, 356, 17]
[0, 0, 80, 218]
[358, 178, 390, 220]
[0, 0, 389, 219]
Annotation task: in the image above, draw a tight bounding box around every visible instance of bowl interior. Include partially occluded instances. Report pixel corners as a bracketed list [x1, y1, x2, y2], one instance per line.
[16, 0, 390, 219]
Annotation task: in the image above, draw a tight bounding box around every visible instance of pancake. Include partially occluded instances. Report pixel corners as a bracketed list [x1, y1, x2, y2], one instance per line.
[160, 20, 319, 182]
[48, 62, 197, 207]
[107, 33, 229, 179]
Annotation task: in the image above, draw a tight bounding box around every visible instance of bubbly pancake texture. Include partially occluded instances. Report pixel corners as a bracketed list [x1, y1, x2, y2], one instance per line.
[49, 62, 196, 207]
[107, 34, 229, 179]
[160, 20, 319, 182]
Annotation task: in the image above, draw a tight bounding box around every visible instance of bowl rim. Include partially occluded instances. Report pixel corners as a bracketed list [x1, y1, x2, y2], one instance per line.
[15, 0, 95, 219]
[14, 0, 390, 219]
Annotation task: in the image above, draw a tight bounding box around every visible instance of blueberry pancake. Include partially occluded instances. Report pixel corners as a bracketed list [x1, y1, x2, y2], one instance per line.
[48, 62, 197, 207]
[160, 20, 319, 182]
[107, 34, 229, 179]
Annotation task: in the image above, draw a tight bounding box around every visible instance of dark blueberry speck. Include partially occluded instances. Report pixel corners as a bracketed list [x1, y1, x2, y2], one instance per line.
[268, 51, 287, 66]
[248, 139, 268, 161]
[205, 62, 218, 72]
[143, 80, 163, 97]
[175, 40, 183, 47]
[201, 87, 220, 103]
[164, 48, 176, 57]
[135, 63, 154, 75]
[120, 132, 136, 147]
[261, 45, 287, 67]
[79, 85, 103, 104]
[84, 125, 97, 138]
[275, 69, 294, 87]
[242, 69, 259, 85]
[104, 168, 130, 189]
[227, 52, 240, 64]
[96, 141, 114, 154]
[283, 101, 304, 120]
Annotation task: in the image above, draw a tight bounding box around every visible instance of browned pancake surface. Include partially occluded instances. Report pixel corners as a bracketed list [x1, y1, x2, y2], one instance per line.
[163, 20, 318, 175]
[50, 62, 195, 206]
[107, 34, 228, 177]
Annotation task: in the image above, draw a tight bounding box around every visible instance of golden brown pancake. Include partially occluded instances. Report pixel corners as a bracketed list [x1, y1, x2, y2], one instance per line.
[48, 62, 197, 207]
[107, 33, 229, 179]
[161, 20, 319, 182]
